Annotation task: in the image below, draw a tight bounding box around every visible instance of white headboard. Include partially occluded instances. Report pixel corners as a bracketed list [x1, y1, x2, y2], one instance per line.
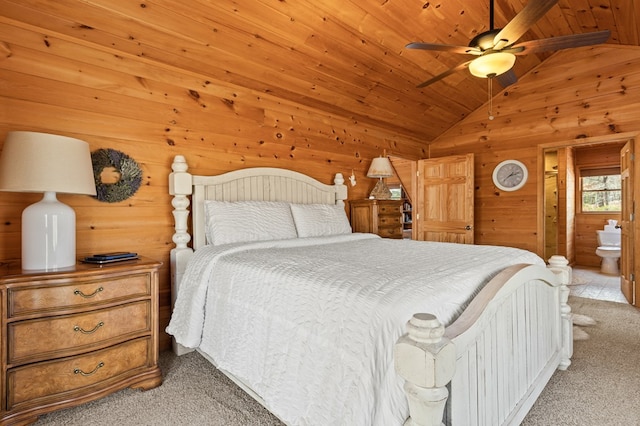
[169, 155, 348, 251]
[168, 155, 348, 317]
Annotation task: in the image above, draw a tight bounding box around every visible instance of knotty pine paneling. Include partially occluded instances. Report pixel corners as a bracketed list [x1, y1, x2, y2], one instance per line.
[0, 20, 425, 350]
[0, 0, 434, 139]
[557, 147, 576, 264]
[430, 45, 640, 259]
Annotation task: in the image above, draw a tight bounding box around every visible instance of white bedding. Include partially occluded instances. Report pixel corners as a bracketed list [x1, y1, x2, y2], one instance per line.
[166, 234, 545, 426]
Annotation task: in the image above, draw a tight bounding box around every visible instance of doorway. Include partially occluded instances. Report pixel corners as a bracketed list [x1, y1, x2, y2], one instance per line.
[543, 151, 559, 261]
[539, 133, 638, 307]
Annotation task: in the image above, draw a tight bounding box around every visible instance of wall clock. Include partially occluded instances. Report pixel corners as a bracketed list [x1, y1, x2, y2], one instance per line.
[492, 160, 528, 191]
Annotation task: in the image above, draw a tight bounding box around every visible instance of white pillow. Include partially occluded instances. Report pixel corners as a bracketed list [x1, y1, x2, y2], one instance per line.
[290, 203, 352, 238]
[204, 200, 298, 245]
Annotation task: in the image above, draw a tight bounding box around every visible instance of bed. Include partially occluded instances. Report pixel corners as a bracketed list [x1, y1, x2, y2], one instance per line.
[166, 155, 573, 426]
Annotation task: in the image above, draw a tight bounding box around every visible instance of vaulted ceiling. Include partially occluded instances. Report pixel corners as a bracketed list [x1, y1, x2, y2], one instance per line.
[2, 0, 639, 142]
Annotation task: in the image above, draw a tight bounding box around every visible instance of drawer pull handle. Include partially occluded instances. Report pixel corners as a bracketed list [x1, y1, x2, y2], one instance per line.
[74, 286, 104, 298]
[74, 361, 105, 376]
[74, 321, 104, 334]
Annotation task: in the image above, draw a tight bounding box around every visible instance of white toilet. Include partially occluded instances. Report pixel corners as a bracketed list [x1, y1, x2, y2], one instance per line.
[596, 220, 621, 275]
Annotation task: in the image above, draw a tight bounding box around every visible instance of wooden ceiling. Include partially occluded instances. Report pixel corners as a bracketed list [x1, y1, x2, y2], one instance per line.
[2, 0, 639, 142]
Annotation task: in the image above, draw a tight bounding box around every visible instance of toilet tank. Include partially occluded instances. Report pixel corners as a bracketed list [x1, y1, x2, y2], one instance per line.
[597, 230, 621, 247]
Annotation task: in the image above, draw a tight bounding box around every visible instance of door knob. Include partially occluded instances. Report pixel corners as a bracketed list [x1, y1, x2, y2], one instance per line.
[465, 225, 472, 230]
[615, 225, 622, 229]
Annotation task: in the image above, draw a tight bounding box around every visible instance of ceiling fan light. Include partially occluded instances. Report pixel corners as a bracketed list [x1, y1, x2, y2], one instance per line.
[468, 52, 516, 78]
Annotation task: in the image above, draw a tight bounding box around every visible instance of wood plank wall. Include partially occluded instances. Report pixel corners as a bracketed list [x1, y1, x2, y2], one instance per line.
[429, 45, 640, 258]
[0, 18, 425, 350]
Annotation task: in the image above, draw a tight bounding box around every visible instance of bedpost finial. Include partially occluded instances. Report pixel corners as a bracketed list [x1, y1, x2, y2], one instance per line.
[172, 155, 188, 173]
[548, 255, 568, 268]
[395, 313, 456, 423]
[547, 255, 572, 286]
[407, 313, 445, 344]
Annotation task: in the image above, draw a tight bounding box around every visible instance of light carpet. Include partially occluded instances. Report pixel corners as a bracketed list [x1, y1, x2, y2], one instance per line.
[522, 296, 640, 426]
[34, 296, 639, 426]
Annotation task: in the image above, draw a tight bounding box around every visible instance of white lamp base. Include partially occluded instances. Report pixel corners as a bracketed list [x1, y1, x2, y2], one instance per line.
[22, 191, 77, 270]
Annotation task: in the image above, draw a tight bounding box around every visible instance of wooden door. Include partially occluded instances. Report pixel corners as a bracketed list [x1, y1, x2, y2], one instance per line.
[620, 140, 636, 305]
[415, 154, 474, 243]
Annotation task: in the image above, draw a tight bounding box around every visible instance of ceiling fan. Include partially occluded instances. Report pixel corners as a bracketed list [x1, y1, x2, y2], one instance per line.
[406, 0, 611, 88]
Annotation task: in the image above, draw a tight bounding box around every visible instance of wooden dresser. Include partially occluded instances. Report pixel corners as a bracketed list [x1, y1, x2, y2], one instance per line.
[0, 257, 163, 425]
[350, 199, 404, 239]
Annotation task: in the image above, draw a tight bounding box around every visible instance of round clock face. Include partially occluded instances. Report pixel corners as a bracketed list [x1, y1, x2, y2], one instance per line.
[492, 160, 528, 191]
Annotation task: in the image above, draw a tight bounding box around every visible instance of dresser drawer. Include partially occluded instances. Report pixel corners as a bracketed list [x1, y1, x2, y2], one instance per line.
[378, 203, 401, 215]
[378, 215, 402, 226]
[8, 301, 151, 365]
[7, 337, 152, 410]
[8, 272, 151, 317]
[378, 227, 403, 239]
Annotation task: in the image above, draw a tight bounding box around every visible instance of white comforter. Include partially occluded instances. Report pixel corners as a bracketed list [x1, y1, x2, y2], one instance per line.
[166, 234, 544, 426]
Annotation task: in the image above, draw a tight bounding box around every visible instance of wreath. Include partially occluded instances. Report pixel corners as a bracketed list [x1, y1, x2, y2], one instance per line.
[91, 148, 143, 203]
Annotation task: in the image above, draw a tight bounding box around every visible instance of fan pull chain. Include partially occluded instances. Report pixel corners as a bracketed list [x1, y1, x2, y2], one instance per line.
[488, 77, 495, 121]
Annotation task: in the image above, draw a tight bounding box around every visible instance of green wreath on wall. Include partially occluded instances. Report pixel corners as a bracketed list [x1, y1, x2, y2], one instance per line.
[91, 148, 143, 203]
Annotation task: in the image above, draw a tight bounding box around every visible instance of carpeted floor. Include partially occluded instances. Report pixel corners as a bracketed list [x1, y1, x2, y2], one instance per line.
[34, 296, 640, 425]
[522, 296, 640, 426]
[33, 350, 283, 426]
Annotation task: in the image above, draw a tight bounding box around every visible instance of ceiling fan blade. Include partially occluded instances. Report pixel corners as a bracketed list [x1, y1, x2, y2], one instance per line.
[512, 30, 611, 54]
[493, 0, 559, 49]
[496, 69, 518, 87]
[406, 42, 481, 55]
[416, 61, 473, 88]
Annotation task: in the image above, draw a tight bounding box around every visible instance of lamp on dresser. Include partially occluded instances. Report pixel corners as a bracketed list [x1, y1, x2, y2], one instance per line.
[0, 131, 96, 270]
[367, 155, 394, 199]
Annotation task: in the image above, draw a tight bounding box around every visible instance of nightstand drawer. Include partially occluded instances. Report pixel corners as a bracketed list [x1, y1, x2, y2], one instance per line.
[8, 301, 151, 365]
[7, 337, 152, 410]
[8, 272, 151, 317]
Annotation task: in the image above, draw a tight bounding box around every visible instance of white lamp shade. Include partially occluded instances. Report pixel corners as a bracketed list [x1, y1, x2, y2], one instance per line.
[468, 52, 516, 78]
[367, 157, 394, 178]
[0, 131, 96, 270]
[0, 131, 97, 195]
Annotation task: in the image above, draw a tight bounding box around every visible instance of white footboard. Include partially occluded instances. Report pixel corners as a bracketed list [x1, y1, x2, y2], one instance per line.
[395, 257, 572, 426]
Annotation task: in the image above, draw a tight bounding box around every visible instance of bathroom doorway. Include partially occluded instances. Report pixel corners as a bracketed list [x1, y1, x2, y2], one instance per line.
[542, 141, 625, 266]
[539, 133, 639, 307]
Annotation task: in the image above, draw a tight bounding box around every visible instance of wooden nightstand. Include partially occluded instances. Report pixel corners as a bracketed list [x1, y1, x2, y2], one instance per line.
[0, 257, 163, 425]
[350, 199, 404, 239]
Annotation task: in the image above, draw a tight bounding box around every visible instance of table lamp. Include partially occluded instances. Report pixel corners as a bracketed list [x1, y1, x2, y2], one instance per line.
[0, 131, 97, 270]
[367, 155, 394, 199]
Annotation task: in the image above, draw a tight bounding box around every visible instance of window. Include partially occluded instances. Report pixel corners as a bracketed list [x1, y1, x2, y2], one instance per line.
[580, 167, 621, 212]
